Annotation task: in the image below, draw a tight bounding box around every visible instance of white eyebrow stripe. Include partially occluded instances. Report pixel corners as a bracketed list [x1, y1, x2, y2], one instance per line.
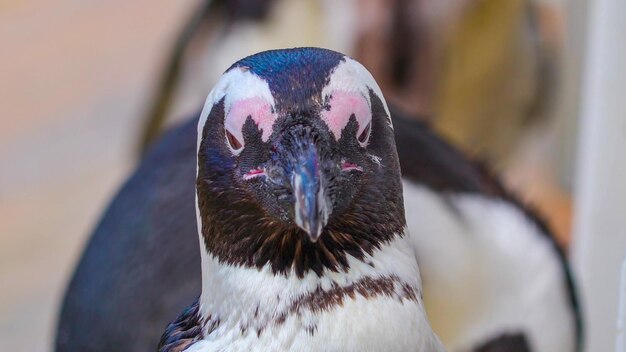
[321, 57, 392, 128]
[197, 67, 276, 153]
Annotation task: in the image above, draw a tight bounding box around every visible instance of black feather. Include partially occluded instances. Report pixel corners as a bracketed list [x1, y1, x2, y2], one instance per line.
[157, 299, 203, 352]
[474, 333, 531, 352]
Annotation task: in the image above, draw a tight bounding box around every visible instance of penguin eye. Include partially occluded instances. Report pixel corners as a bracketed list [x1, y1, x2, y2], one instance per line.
[225, 128, 243, 154]
[357, 121, 371, 146]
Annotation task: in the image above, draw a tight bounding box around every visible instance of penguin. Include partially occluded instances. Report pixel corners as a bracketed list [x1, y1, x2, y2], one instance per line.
[158, 47, 445, 351]
[396, 115, 582, 351]
[56, 48, 581, 351]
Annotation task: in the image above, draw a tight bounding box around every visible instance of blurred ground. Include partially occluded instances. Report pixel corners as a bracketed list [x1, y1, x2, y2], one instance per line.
[0, 1, 197, 350]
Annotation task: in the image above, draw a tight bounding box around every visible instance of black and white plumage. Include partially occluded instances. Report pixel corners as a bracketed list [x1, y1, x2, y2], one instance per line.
[160, 47, 444, 351]
[394, 116, 582, 352]
[56, 49, 581, 352]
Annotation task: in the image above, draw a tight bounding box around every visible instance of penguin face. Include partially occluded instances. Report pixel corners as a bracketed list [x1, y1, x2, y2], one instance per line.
[196, 48, 405, 276]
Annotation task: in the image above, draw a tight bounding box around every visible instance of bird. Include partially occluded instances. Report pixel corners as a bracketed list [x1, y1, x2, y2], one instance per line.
[56, 49, 581, 351]
[157, 47, 445, 351]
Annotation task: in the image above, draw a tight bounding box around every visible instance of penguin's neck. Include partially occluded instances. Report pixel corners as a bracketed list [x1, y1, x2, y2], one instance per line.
[197, 232, 422, 331]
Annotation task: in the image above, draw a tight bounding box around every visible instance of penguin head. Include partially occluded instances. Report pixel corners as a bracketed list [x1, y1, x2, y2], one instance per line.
[196, 48, 405, 277]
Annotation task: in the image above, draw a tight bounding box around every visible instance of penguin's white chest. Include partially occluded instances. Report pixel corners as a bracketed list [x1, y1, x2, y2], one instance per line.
[188, 237, 444, 352]
[187, 295, 436, 352]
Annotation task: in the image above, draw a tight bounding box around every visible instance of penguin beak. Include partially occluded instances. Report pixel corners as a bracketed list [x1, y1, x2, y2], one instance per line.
[290, 145, 329, 242]
[271, 124, 331, 242]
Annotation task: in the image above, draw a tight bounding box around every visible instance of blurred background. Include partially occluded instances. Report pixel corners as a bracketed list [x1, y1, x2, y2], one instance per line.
[0, 0, 624, 351]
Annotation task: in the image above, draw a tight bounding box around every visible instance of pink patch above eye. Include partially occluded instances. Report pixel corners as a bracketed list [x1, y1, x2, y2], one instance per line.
[226, 97, 275, 143]
[321, 91, 371, 140]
